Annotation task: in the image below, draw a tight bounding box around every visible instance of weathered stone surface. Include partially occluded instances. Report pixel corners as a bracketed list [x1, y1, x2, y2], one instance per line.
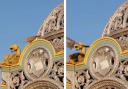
[102, 1, 128, 50]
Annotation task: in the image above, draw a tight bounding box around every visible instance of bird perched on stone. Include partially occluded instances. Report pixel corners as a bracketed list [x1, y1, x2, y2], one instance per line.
[0, 44, 21, 67]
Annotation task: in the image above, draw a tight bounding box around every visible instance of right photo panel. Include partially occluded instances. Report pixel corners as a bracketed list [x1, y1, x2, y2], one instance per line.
[66, 0, 128, 89]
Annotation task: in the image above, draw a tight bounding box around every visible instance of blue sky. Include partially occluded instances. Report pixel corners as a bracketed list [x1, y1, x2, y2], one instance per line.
[67, 0, 125, 55]
[0, 0, 63, 61]
[0, 0, 126, 66]
[0, 0, 125, 61]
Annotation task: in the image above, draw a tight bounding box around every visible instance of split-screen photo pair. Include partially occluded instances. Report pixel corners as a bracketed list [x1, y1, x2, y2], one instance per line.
[0, 0, 128, 89]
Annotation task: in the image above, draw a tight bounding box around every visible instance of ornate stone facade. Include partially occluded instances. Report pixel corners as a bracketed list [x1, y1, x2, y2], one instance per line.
[37, 4, 64, 52]
[0, 3, 64, 89]
[67, 37, 128, 89]
[67, 1, 128, 89]
[102, 1, 128, 50]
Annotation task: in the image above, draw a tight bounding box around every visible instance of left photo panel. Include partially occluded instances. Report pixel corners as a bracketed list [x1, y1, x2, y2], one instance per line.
[0, 1, 64, 89]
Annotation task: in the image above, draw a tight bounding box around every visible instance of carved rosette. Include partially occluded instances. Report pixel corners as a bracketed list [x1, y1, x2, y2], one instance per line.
[23, 79, 63, 89]
[86, 78, 128, 89]
[102, 1, 128, 50]
[37, 4, 64, 52]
